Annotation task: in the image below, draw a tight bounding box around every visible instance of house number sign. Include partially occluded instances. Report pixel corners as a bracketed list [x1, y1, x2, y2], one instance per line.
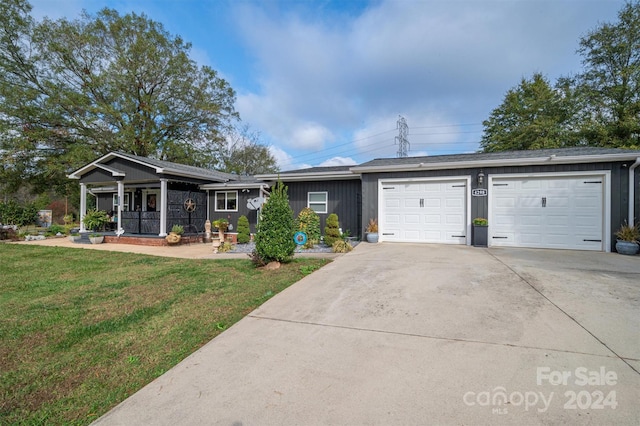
[472, 189, 488, 197]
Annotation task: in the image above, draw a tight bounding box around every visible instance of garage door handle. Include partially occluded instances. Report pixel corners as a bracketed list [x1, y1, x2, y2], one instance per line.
[541, 197, 547, 208]
[420, 198, 424, 208]
[583, 239, 602, 242]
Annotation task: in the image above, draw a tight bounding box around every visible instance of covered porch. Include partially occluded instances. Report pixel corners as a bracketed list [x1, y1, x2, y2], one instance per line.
[69, 152, 237, 237]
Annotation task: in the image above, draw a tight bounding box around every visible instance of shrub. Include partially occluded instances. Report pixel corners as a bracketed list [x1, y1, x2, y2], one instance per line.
[323, 213, 341, 246]
[63, 214, 75, 225]
[296, 207, 321, 248]
[237, 215, 251, 244]
[473, 217, 488, 226]
[332, 240, 353, 253]
[0, 201, 38, 227]
[82, 209, 110, 231]
[254, 180, 295, 263]
[46, 224, 66, 236]
[616, 222, 640, 242]
[213, 218, 229, 231]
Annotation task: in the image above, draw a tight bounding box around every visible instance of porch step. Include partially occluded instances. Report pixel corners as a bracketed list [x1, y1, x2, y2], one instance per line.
[75, 233, 93, 244]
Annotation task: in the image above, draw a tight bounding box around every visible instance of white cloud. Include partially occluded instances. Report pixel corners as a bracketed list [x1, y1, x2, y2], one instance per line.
[234, 0, 623, 164]
[318, 157, 357, 167]
[268, 145, 311, 171]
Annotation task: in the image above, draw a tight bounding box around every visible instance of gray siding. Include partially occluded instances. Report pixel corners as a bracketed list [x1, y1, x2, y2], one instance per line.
[362, 162, 629, 251]
[286, 180, 361, 239]
[81, 168, 116, 184]
[208, 188, 262, 234]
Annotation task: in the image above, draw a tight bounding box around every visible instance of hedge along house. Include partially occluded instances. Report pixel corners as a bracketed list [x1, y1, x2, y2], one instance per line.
[68, 152, 241, 237]
[352, 147, 640, 252]
[255, 166, 363, 239]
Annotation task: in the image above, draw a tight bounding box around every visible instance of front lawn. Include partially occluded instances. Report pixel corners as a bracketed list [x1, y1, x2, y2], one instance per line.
[0, 244, 329, 425]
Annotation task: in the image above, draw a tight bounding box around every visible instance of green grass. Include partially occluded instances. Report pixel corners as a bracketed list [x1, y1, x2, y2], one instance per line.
[0, 244, 330, 425]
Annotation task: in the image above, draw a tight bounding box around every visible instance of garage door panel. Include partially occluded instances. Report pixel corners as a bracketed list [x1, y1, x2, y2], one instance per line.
[404, 198, 420, 208]
[491, 176, 603, 251]
[385, 199, 401, 208]
[385, 214, 400, 224]
[521, 181, 543, 190]
[381, 179, 467, 244]
[404, 215, 420, 224]
[446, 214, 464, 225]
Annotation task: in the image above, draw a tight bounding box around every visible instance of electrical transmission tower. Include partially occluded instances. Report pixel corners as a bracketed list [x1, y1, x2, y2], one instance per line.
[395, 115, 409, 158]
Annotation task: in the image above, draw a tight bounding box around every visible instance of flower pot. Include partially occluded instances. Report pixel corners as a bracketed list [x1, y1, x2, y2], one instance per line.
[89, 235, 104, 244]
[615, 240, 639, 255]
[68, 235, 81, 243]
[472, 224, 488, 247]
[166, 232, 181, 245]
[366, 232, 379, 243]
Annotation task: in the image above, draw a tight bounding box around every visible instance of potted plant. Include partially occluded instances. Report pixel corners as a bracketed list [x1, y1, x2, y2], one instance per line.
[166, 224, 184, 245]
[68, 232, 81, 243]
[83, 209, 110, 232]
[213, 218, 229, 241]
[365, 218, 379, 243]
[615, 222, 639, 255]
[89, 233, 104, 244]
[472, 218, 488, 247]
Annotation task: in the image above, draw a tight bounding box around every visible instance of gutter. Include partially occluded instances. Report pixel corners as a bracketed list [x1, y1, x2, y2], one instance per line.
[350, 153, 640, 173]
[629, 157, 640, 226]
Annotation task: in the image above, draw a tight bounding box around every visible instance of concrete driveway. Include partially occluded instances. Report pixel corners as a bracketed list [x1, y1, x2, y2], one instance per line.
[94, 243, 640, 425]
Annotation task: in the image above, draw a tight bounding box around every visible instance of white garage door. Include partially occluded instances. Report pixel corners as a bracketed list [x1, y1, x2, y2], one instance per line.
[490, 175, 604, 250]
[381, 180, 467, 243]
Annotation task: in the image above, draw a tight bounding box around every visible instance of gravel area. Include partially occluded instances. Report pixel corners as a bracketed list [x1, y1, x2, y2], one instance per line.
[229, 240, 359, 254]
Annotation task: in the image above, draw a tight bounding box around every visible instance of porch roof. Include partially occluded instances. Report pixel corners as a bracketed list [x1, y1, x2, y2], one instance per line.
[68, 151, 237, 183]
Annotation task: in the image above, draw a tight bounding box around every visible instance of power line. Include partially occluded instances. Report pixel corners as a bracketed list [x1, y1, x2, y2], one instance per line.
[411, 122, 483, 129]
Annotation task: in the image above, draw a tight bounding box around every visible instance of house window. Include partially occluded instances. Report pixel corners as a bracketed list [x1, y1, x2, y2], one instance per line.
[112, 193, 130, 211]
[308, 192, 328, 214]
[215, 191, 238, 212]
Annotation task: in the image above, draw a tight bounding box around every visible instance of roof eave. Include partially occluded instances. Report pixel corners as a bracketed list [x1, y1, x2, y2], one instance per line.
[255, 171, 360, 182]
[350, 153, 640, 173]
[200, 182, 268, 190]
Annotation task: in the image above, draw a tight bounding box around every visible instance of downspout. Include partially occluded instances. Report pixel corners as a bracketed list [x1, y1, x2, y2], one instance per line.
[629, 157, 640, 226]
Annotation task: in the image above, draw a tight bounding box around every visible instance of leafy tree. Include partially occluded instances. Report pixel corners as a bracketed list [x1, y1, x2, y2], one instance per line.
[254, 180, 295, 264]
[223, 125, 278, 175]
[575, 1, 640, 148]
[481, 73, 579, 152]
[0, 1, 238, 196]
[0, 200, 38, 226]
[236, 215, 250, 244]
[323, 213, 341, 246]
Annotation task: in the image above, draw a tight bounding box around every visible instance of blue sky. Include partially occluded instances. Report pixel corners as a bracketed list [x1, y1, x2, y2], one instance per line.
[29, 0, 625, 170]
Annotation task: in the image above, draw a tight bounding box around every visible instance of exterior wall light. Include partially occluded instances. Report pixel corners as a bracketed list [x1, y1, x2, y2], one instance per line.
[477, 170, 485, 186]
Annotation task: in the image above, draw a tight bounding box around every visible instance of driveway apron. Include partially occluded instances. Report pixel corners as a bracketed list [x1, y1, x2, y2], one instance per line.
[93, 243, 640, 425]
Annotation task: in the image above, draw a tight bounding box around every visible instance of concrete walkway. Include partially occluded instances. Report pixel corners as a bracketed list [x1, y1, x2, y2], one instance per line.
[14, 236, 340, 260]
[62, 242, 640, 424]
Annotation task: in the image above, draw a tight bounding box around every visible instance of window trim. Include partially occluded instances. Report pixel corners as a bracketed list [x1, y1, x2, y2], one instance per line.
[215, 190, 239, 212]
[307, 191, 328, 214]
[112, 193, 130, 211]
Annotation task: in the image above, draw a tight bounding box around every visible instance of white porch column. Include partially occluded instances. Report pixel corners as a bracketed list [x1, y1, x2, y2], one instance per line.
[117, 179, 124, 234]
[159, 178, 168, 236]
[79, 183, 87, 233]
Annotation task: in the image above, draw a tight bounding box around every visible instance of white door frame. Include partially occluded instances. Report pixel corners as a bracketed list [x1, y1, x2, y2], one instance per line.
[488, 171, 611, 252]
[378, 176, 472, 245]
